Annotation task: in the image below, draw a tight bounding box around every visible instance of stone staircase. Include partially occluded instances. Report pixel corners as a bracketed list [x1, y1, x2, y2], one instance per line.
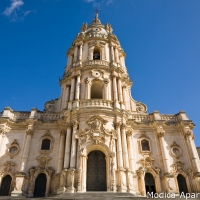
[0, 192, 200, 200]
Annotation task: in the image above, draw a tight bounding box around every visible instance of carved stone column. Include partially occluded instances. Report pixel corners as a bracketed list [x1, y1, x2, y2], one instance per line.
[57, 129, 66, 173]
[45, 171, 53, 196]
[117, 78, 123, 102]
[70, 121, 78, 169]
[110, 156, 116, 192]
[19, 126, 34, 173]
[61, 86, 67, 110]
[156, 126, 171, 174]
[184, 127, 200, 173]
[122, 86, 127, 109]
[66, 169, 75, 193]
[82, 155, 87, 192]
[74, 46, 78, 63]
[68, 77, 75, 109]
[110, 44, 115, 62]
[137, 168, 145, 196]
[65, 85, 70, 109]
[27, 168, 35, 197]
[70, 77, 75, 101]
[115, 48, 119, 63]
[64, 124, 72, 169]
[115, 122, 123, 169]
[75, 75, 81, 100]
[84, 78, 90, 99]
[104, 79, 109, 100]
[79, 44, 83, 61]
[113, 76, 118, 101]
[121, 124, 129, 169]
[88, 47, 93, 60]
[127, 130, 135, 172]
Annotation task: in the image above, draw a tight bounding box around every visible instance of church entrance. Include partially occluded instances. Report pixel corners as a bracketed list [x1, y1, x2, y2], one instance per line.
[177, 174, 188, 194]
[87, 150, 106, 191]
[145, 173, 156, 194]
[33, 173, 47, 197]
[0, 175, 12, 196]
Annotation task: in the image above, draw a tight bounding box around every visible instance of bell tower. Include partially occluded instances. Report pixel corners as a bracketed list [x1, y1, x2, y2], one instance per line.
[44, 14, 147, 114]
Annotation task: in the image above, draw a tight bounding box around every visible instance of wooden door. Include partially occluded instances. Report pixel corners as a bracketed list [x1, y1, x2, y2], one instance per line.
[145, 173, 156, 194]
[87, 150, 106, 191]
[33, 173, 47, 197]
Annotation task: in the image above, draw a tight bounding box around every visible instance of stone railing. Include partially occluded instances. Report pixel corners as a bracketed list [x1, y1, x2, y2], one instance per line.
[83, 60, 109, 67]
[12, 112, 30, 121]
[79, 99, 114, 109]
[37, 113, 62, 121]
[161, 115, 177, 122]
[2, 111, 62, 121]
[132, 115, 151, 123]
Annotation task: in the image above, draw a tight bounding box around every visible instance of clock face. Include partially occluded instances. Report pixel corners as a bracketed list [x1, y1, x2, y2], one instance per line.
[92, 28, 100, 32]
[92, 71, 101, 78]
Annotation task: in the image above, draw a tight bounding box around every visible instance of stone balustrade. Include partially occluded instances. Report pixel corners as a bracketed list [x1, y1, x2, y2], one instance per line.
[161, 115, 177, 122]
[12, 112, 30, 120]
[132, 115, 151, 123]
[79, 99, 113, 109]
[83, 60, 109, 67]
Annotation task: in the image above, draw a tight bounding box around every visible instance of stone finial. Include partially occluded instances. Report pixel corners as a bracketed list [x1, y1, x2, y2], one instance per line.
[92, 14, 101, 25]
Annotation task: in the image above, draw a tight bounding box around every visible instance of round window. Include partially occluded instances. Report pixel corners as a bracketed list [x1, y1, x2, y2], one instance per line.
[172, 147, 181, 156]
[9, 146, 18, 154]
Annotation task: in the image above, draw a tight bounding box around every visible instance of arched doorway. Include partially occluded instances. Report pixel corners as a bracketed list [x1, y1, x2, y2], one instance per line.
[87, 150, 106, 191]
[145, 173, 156, 194]
[0, 175, 12, 196]
[33, 173, 47, 197]
[177, 174, 188, 194]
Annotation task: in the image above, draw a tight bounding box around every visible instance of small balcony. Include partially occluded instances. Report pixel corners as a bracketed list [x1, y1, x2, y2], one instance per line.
[79, 99, 113, 109]
[83, 60, 109, 67]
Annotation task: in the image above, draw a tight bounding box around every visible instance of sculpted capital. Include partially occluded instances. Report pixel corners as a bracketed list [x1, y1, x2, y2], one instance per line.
[26, 128, 34, 136]
[60, 129, 66, 136]
[72, 120, 79, 128]
[115, 121, 121, 128]
[121, 123, 126, 130]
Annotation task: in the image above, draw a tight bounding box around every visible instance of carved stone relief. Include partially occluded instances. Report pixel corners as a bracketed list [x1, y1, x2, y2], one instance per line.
[0, 161, 16, 176]
[75, 115, 117, 147]
[36, 155, 51, 169]
[44, 100, 56, 112]
[136, 103, 147, 113]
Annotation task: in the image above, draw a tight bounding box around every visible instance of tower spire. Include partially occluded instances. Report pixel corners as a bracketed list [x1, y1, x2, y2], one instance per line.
[92, 9, 101, 25]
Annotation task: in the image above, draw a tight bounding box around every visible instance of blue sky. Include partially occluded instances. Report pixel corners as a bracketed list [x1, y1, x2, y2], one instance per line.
[1, 0, 200, 145]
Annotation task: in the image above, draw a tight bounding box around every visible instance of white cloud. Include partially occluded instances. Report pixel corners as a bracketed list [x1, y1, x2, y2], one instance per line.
[106, 0, 113, 5]
[3, 0, 24, 17]
[2, 0, 35, 21]
[84, 0, 113, 8]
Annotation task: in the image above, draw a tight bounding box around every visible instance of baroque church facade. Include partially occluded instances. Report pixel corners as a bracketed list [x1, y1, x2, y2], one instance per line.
[0, 15, 200, 197]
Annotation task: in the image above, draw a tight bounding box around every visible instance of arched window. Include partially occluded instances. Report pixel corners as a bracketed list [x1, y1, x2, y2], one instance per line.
[141, 139, 150, 151]
[41, 139, 51, 150]
[91, 81, 103, 99]
[93, 47, 100, 60]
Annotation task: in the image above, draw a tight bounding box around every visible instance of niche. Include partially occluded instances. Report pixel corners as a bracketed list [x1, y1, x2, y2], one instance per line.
[91, 80, 103, 99]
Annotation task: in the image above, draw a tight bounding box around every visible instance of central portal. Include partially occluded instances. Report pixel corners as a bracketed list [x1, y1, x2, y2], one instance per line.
[87, 150, 107, 191]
